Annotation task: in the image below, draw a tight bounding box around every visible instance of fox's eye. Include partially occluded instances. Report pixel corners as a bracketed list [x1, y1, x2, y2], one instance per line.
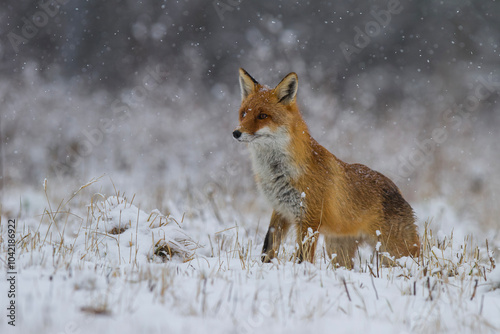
[258, 113, 268, 119]
[241, 111, 247, 118]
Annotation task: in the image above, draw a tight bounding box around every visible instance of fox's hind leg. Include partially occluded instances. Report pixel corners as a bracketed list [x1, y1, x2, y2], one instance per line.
[377, 195, 420, 260]
[262, 211, 291, 263]
[374, 218, 420, 261]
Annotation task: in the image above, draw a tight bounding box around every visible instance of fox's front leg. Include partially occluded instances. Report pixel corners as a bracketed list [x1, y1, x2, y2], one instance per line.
[261, 211, 291, 263]
[296, 223, 319, 263]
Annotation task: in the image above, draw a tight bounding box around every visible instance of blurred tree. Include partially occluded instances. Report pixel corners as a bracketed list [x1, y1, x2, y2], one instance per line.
[0, 0, 498, 106]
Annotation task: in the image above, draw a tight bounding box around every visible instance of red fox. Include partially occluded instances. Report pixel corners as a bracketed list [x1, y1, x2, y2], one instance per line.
[233, 68, 420, 267]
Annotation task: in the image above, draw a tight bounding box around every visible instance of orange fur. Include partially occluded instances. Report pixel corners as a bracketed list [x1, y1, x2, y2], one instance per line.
[233, 68, 420, 267]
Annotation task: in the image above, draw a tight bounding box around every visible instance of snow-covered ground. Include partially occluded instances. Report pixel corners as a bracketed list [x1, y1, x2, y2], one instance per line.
[1, 178, 499, 334]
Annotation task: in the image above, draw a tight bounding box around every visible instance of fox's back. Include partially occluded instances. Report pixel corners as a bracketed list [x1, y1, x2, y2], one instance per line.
[290, 140, 414, 236]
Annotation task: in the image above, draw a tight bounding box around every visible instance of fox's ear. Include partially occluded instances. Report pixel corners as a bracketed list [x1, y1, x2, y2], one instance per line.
[239, 68, 259, 101]
[275, 72, 298, 105]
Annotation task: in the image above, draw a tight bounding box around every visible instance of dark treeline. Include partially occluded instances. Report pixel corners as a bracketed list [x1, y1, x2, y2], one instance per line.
[1, 0, 499, 110]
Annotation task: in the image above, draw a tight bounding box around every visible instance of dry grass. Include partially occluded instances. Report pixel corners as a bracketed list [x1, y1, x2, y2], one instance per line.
[1, 178, 498, 333]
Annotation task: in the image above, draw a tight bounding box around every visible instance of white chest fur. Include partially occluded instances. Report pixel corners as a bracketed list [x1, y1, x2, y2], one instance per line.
[248, 129, 304, 222]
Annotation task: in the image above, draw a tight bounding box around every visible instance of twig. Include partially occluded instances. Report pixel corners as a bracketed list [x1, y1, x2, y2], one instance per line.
[368, 264, 376, 278]
[479, 294, 484, 315]
[486, 239, 496, 269]
[427, 277, 433, 301]
[342, 278, 351, 302]
[215, 226, 237, 235]
[471, 279, 478, 301]
[370, 274, 379, 300]
[62, 175, 105, 208]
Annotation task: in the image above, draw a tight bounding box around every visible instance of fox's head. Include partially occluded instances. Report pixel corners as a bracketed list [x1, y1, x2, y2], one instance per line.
[233, 68, 302, 144]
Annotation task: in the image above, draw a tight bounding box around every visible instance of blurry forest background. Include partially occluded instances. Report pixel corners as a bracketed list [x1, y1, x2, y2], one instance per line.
[1, 0, 499, 234]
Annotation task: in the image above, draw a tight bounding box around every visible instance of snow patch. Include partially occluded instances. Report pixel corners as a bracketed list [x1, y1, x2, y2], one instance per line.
[80, 196, 199, 264]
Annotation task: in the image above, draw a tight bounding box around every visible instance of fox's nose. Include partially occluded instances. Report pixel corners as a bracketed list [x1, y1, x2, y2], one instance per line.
[232, 130, 242, 139]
